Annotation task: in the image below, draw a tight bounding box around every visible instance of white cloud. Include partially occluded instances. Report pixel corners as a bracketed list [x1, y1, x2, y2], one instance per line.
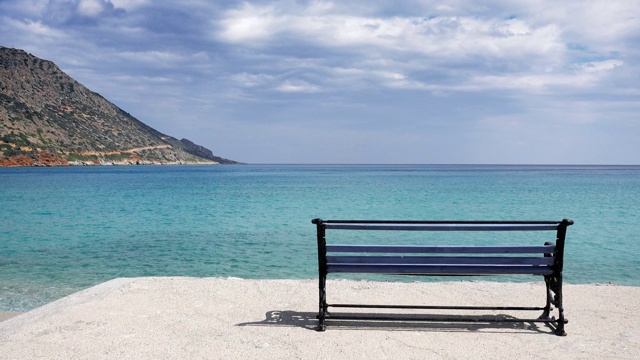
[77, 0, 105, 17]
[466, 59, 622, 92]
[224, 2, 635, 96]
[526, 0, 640, 51]
[216, 4, 564, 62]
[276, 80, 320, 93]
[578, 60, 624, 73]
[230, 73, 275, 88]
[110, 0, 148, 11]
[217, 3, 280, 43]
[3, 18, 68, 39]
[468, 68, 608, 92]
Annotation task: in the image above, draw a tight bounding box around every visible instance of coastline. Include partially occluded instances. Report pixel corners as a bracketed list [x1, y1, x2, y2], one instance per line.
[0, 158, 219, 167]
[1, 277, 638, 359]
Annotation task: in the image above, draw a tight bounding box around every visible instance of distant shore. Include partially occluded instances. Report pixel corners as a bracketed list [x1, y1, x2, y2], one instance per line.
[1, 278, 638, 359]
[0, 149, 231, 167]
[0, 158, 219, 167]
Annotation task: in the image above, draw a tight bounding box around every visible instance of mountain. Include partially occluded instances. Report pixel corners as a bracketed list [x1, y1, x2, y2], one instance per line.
[0, 46, 238, 166]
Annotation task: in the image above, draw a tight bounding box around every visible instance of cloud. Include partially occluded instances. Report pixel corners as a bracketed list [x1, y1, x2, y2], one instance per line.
[212, 2, 579, 95]
[216, 3, 563, 61]
[230, 73, 276, 88]
[77, 0, 107, 17]
[0, 0, 49, 18]
[110, 0, 149, 11]
[578, 60, 624, 73]
[524, 0, 640, 51]
[275, 80, 321, 93]
[2, 18, 68, 40]
[216, 3, 280, 43]
[117, 50, 210, 68]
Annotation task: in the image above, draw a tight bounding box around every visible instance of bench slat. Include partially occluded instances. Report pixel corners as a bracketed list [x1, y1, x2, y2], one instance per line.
[324, 223, 560, 231]
[326, 255, 555, 266]
[327, 244, 555, 254]
[326, 264, 555, 275]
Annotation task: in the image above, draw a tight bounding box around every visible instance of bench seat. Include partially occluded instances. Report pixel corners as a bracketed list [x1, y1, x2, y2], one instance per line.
[326, 244, 556, 275]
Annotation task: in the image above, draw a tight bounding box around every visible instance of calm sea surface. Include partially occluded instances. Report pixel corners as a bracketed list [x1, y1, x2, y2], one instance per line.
[1, 164, 639, 311]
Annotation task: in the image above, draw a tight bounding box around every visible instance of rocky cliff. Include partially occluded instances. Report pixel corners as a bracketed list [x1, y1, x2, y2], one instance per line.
[0, 46, 237, 166]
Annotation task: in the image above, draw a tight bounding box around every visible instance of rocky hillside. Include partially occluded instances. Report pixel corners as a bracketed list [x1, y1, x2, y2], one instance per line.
[0, 46, 237, 166]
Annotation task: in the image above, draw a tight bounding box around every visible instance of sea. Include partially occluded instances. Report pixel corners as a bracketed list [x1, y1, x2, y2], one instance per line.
[1, 164, 639, 312]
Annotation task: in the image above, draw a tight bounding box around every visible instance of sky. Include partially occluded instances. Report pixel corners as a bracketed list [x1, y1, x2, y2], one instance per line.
[1, 0, 639, 164]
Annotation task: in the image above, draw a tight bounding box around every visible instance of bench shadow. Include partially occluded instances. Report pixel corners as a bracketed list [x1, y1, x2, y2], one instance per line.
[236, 310, 557, 335]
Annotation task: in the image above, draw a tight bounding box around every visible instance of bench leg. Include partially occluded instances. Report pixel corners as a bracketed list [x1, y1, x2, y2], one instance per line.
[541, 275, 553, 319]
[317, 275, 327, 331]
[554, 274, 567, 336]
[542, 274, 567, 336]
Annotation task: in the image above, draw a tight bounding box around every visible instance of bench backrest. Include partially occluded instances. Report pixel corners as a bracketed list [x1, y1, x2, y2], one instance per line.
[314, 219, 573, 277]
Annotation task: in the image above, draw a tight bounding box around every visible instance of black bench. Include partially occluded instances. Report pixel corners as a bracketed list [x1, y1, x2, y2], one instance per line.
[313, 218, 573, 336]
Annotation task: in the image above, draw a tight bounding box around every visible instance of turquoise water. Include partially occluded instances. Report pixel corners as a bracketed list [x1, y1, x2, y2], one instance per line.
[1, 164, 639, 311]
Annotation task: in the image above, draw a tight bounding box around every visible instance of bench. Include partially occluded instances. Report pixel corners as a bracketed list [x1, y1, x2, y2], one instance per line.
[313, 218, 573, 336]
